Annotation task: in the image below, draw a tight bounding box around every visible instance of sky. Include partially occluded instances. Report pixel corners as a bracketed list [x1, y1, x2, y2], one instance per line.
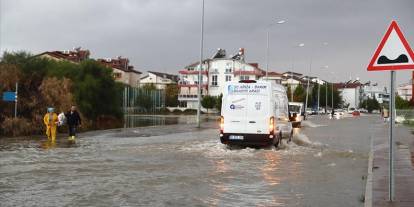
[1, 0, 414, 87]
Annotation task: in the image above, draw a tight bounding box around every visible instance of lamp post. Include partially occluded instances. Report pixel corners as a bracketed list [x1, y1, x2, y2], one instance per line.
[196, 0, 205, 128]
[320, 65, 329, 114]
[304, 43, 312, 115]
[317, 42, 329, 115]
[265, 19, 286, 80]
[290, 43, 305, 101]
[330, 71, 335, 111]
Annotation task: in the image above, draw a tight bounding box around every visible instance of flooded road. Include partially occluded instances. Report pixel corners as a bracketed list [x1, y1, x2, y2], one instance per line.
[0, 115, 376, 206]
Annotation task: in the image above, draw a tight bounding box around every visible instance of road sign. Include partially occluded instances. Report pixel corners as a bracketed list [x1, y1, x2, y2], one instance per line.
[2, 91, 16, 102]
[366, 20, 414, 202]
[367, 21, 414, 71]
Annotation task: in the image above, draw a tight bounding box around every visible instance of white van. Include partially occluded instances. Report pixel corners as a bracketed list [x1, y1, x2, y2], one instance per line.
[219, 80, 293, 147]
[288, 102, 305, 128]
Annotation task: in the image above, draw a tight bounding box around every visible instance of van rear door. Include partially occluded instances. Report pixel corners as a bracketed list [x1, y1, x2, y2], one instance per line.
[246, 93, 269, 134]
[223, 93, 248, 133]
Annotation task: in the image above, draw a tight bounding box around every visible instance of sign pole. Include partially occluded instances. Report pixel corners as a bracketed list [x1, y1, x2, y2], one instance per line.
[14, 82, 18, 118]
[389, 70, 395, 201]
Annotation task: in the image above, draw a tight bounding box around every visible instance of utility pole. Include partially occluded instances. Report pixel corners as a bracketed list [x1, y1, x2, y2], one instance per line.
[325, 82, 328, 113]
[14, 82, 18, 118]
[196, 0, 205, 128]
[265, 19, 286, 81]
[291, 72, 293, 101]
[317, 82, 320, 115]
[305, 57, 312, 115]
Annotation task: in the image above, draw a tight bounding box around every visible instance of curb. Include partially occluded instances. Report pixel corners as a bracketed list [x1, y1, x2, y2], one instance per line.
[364, 139, 373, 207]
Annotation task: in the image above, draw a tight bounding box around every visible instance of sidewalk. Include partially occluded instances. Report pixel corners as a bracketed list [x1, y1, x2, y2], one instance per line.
[369, 121, 414, 207]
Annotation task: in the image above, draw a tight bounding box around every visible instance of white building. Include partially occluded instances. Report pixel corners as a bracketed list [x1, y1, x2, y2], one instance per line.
[263, 71, 283, 85]
[178, 48, 265, 109]
[397, 83, 412, 101]
[362, 84, 388, 104]
[140, 71, 179, 89]
[335, 82, 361, 109]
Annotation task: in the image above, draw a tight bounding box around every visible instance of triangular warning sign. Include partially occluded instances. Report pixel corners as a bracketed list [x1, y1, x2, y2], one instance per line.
[367, 21, 414, 71]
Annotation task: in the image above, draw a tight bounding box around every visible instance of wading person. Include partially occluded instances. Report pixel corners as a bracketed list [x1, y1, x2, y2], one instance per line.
[65, 106, 81, 140]
[43, 107, 59, 142]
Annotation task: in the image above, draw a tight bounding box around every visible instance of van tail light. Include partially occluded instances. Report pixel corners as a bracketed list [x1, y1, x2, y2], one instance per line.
[220, 116, 224, 134]
[269, 116, 275, 135]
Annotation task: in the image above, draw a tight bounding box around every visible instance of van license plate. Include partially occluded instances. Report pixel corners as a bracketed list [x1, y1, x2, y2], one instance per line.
[229, 135, 244, 140]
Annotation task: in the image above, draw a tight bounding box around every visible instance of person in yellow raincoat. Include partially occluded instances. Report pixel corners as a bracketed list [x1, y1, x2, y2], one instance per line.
[43, 107, 59, 141]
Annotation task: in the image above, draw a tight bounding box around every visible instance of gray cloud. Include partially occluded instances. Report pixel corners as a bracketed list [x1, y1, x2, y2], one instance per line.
[1, 0, 414, 87]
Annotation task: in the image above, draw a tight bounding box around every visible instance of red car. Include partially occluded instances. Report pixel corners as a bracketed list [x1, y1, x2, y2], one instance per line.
[352, 111, 360, 116]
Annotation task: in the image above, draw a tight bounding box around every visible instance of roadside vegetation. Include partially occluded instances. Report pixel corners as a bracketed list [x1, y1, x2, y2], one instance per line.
[286, 84, 343, 108]
[0, 52, 124, 137]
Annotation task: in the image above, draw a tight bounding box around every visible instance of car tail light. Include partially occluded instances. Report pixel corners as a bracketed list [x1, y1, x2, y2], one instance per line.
[269, 116, 275, 135]
[220, 116, 224, 133]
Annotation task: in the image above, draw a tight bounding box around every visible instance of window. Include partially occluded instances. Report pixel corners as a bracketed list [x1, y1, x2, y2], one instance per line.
[225, 75, 232, 82]
[240, 75, 249, 81]
[225, 68, 232, 73]
[212, 75, 218, 86]
[113, 72, 122, 79]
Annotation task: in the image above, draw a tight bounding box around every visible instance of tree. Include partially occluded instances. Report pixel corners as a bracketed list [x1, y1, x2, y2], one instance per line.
[73, 60, 123, 123]
[360, 98, 380, 113]
[165, 84, 179, 107]
[215, 94, 223, 112]
[0, 52, 125, 135]
[396, 95, 412, 109]
[286, 86, 293, 102]
[293, 84, 305, 103]
[142, 83, 157, 91]
[201, 95, 216, 113]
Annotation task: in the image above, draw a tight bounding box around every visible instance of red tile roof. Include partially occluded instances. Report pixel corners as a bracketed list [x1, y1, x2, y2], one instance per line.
[38, 49, 90, 63]
[97, 57, 141, 74]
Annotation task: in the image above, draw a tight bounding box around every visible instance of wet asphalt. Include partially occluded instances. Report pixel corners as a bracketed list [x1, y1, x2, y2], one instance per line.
[0, 114, 378, 207]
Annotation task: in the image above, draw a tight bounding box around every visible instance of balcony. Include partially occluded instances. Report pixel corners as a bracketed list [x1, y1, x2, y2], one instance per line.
[178, 83, 208, 88]
[178, 70, 208, 75]
[233, 69, 263, 76]
[178, 94, 205, 100]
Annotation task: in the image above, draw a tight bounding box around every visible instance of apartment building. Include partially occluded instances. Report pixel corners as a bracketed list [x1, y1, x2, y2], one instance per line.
[140, 71, 179, 89]
[178, 48, 265, 109]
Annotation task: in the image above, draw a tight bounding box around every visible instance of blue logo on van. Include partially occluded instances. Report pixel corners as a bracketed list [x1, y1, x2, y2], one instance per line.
[230, 104, 235, 109]
[228, 85, 234, 93]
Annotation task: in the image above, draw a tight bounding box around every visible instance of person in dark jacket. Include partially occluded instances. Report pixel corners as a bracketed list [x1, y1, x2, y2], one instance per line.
[65, 106, 81, 140]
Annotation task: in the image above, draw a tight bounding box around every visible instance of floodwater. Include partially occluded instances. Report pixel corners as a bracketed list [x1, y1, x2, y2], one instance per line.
[124, 115, 218, 128]
[0, 115, 375, 207]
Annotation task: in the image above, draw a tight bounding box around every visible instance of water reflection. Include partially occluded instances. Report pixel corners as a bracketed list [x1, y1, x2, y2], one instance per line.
[208, 159, 230, 207]
[261, 151, 281, 186]
[40, 140, 57, 149]
[124, 115, 216, 128]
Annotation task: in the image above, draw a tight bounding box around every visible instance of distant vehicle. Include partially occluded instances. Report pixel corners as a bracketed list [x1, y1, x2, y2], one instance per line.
[359, 108, 368, 113]
[220, 80, 293, 147]
[289, 102, 304, 128]
[352, 110, 360, 116]
[347, 107, 356, 114]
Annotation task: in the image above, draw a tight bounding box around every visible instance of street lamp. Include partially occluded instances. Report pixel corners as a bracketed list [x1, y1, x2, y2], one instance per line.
[317, 42, 329, 115]
[330, 71, 335, 112]
[290, 43, 305, 102]
[265, 19, 286, 80]
[304, 44, 312, 116]
[197, 0, 205, 128]
[320, 65, 329, 113]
